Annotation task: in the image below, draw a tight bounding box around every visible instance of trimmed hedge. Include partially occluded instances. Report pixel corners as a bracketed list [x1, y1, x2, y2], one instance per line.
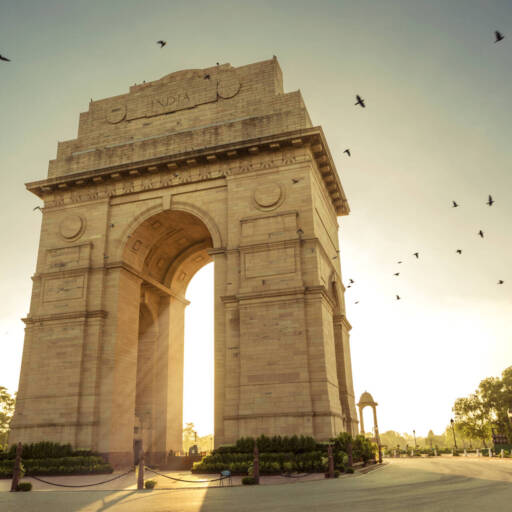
[0, 442, 94, 460]
[193, 433, 375, 475]
[0, 456, 113, 479]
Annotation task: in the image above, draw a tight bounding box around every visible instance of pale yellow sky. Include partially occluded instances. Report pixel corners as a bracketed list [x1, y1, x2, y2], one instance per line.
[1, 0, 511, 438]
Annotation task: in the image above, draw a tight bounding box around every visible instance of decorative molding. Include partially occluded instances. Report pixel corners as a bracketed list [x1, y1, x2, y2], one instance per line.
[27, 128, 349, 216]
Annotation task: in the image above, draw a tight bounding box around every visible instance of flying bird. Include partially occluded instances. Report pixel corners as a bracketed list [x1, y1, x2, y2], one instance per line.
[478, 230, 484, 238]
[33, 206, 42, 212]
[495, 31, 505, 43]
[397, 261, 403, 264]
[498, 280, 504, 285]
[355, 95, 366, 108]
[343, 149, 351, 157]
[0, 54, 10, 62]
[456, 249, 462, 254]
[396, 295, 401, 300]
[486, 195, 495, 206]
[349, 279, 354, 284]
[452, 200, 459, 208]
[393, 273, 400, 276]
[354, 301, 359, 304]
[347, 285, 352, 289]
[413, 252, 419, 259]
[157, 40, 167, 48]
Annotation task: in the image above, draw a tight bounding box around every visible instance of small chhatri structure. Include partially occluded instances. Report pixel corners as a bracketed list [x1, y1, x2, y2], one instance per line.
[357, 391, 379, 437]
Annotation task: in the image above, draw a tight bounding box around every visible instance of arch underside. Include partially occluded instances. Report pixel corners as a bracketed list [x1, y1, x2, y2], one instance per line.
[119, 210, 214, 464]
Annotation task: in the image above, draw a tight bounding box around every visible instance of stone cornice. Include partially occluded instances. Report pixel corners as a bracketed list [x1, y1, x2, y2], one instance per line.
[26, 127, 349, 216]
[22, 309, 108, 325]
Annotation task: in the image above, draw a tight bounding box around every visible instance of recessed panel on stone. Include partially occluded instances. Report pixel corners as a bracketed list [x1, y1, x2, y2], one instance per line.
[43, 275, 85, 302]
[244, 246, 296, 279]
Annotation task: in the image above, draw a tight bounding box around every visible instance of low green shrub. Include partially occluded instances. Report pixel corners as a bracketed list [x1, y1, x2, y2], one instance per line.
[242, 476, 258, 485]
[145, 480, 157, 489]
[0, 442, 97, 460]
[0, 456, 112, 478]
[345, 467, 354, 474]
[16, 482, 32, 492]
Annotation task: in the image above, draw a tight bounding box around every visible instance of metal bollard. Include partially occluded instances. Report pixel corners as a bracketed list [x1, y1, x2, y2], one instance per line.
[137, 448, 145, 490]
[10, 442, 23, 492]
[327, 444, 335, 478]
[253, 444, 260, 485]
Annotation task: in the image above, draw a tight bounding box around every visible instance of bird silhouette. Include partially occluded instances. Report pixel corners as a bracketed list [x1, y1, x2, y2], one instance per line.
[486, 195, 495, 206]
[452, 200, 459, 208]
[354, 301, 359, 304]
[33, 206, 42, 212]
[347, 285, 352, 289]
[393, 273, 400, 276]
[413, 252, 419, 259]
[456, 249, 462, 254]
[349, 279, 354, 284]
[157, 40, 167, 48]
[396, 295, 401, 300]
[498, 280, 504, 285]
[344, 149, 351, 157]
[397, 261, 403, 264]
[355, 95, 366, 108]
[0, 54, 10, 62]
[495, 31, 505, 43]
[478, 230, 484, 238]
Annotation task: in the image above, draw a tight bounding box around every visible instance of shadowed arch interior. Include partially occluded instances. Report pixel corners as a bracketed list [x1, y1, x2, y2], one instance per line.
[121, 209, 214, 464]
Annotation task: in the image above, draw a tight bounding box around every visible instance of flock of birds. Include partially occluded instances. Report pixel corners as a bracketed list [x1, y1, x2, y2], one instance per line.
[344, 194, 504, 305]
[339, 31, 507, 305]
[2, 31, 508, 307]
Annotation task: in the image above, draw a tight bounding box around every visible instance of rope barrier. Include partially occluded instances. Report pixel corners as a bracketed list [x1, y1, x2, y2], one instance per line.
[144, 467, 229, 484]
[29, 468, 134, 488]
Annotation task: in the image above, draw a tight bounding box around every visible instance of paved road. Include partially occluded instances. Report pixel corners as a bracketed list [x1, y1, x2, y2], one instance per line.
[1, 458, 512, 511]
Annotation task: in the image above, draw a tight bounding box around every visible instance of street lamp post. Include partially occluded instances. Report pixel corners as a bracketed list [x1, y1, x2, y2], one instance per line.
[450, 418, 458, 450]
[413, 430, 417, 450]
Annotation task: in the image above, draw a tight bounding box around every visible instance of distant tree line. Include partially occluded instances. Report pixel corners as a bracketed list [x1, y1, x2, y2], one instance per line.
[380, 366, 512, 451]
[453, 366, 512, 447]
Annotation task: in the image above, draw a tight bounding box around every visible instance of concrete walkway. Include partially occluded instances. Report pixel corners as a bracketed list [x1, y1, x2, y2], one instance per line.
[1, 458, 511, 511]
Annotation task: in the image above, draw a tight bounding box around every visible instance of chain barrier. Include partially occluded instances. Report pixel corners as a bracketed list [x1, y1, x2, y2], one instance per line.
[29, 468, 134, 488]
[144, 467, 229, 484]
[279, 472, 310, 478]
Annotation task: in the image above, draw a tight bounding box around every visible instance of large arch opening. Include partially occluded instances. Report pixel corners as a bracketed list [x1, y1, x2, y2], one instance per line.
[121, 209, 214, 465]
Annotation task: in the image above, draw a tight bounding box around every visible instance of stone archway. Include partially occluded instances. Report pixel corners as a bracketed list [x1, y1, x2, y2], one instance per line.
[101, 209, 214, 465]
[11, 57, 359, 467]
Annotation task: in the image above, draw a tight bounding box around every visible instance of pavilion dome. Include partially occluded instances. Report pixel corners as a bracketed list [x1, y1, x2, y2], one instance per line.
[357, 391, 378, 407]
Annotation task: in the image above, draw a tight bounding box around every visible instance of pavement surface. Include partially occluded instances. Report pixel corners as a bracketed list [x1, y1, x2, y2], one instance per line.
[1, 457, 511, 511]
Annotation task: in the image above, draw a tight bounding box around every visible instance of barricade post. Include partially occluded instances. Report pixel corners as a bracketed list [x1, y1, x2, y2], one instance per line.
[10, 442, 22, 492]
[327, 444, 335, 478]
[253, 443, 260, 485]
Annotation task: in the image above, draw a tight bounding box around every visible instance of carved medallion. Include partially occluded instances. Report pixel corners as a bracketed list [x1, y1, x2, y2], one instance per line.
[253, 182, 284, 211]
[106, 104, 127, 124]
[217, 70, 241, 99]
[59, 214, 85, 241]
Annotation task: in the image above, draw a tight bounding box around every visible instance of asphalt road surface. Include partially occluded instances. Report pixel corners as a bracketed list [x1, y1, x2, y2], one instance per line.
[1, 457, 511, 511]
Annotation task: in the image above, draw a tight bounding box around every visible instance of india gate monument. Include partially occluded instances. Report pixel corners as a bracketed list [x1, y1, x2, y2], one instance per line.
[10, 57, 359, 466]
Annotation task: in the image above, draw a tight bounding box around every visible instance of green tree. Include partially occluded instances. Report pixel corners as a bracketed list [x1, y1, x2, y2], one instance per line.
[0, 387, 16, 448]
[182, 422, 198, 453]
[453, 366, 512, 447]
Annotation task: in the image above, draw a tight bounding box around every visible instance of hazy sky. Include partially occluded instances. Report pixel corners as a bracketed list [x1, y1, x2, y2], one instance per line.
[1, 1, 511, 438]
